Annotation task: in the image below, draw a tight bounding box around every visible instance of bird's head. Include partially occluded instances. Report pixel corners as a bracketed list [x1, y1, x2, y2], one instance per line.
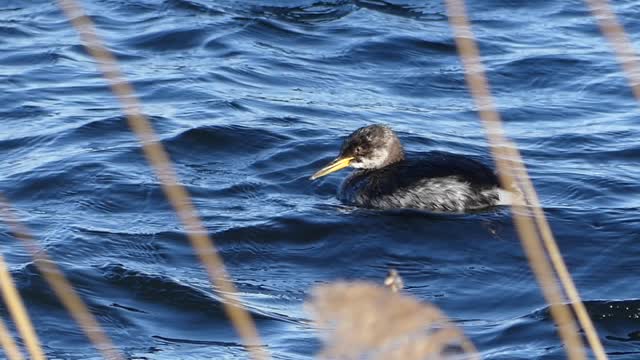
[310, 124, 404, 180]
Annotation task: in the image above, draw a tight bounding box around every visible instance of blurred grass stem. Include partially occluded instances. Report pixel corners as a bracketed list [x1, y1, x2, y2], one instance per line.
[0, 196, 122, 360]
[445, 0, 608, 359]
[55, 1, 269, 359]
[0, 254, 43, 360]
[0, 315, 24, 360]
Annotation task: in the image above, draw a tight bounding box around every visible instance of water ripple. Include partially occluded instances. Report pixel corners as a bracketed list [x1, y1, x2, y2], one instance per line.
[2, 0, 639, 358]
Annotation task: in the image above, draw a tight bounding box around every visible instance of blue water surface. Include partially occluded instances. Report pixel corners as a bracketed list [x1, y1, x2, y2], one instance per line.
[1, 0, 640, 359]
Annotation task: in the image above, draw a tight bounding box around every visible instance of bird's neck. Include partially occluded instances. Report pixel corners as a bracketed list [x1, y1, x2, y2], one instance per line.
[381, 142, 405, 168]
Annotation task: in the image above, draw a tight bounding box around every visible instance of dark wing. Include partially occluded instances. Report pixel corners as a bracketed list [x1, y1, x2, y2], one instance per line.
[364, 151, 500, 196]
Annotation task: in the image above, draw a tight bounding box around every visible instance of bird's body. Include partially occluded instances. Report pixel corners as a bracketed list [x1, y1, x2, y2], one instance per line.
[310, 124, 511, 213]
[339, 152, 505, 212]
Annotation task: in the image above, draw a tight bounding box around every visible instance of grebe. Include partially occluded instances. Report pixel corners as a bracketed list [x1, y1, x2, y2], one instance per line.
[310, 124, 511, 212]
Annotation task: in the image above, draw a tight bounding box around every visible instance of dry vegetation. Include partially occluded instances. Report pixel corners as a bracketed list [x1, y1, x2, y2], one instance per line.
[2, 0, 636, 358]
[307, 270, 478, 360]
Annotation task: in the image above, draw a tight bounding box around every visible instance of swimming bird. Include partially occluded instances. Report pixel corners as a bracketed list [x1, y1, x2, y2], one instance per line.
[310, 124, 511, 212]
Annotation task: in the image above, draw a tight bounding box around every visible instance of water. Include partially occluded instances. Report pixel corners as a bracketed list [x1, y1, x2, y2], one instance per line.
[2, 0, 640, 358]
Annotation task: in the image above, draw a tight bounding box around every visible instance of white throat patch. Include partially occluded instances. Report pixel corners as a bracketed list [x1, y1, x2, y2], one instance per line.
[351, 148, 389, 169]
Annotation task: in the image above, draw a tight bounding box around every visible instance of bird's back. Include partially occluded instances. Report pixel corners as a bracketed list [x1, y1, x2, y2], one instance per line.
[339, 151, 503, 212]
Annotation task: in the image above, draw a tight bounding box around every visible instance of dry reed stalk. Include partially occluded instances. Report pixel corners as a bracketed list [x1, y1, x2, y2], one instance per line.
[585, 0, 640, 99]
[444, 0, 608, 359]
[577, 2, 640, 356]
[308, 282, 479, 360]
[0, 197, 122, 360]
[55, 1, 269, 359]
[0, 254, 43, 360]
[0, 315, 24, 360]
[513, 163, 608, 360]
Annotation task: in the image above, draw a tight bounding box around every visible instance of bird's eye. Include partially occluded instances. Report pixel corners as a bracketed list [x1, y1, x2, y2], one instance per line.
[355, 146, 362, 154]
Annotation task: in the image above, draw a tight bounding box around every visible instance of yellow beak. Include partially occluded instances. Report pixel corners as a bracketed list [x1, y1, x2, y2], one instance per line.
[310, 156, 355, 180]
